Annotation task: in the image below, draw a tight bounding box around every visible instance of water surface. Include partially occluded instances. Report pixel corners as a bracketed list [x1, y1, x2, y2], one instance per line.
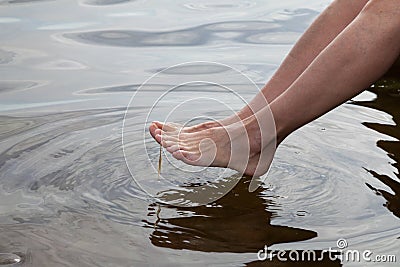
[1, 0, 399, 266]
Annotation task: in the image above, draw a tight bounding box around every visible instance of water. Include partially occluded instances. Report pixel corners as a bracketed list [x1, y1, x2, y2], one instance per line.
[1, 0, 399, 266]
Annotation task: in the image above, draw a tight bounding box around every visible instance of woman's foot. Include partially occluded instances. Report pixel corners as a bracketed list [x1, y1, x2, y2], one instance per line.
[148, 96, 265, 138]
[149, 111, 276, 177]
[149, 120, 220, 136]
[149, 114, 238, 138]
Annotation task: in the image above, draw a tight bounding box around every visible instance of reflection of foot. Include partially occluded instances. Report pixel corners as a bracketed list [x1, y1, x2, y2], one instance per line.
[146, 176, 317, 253]
[149, 113, 275, 177]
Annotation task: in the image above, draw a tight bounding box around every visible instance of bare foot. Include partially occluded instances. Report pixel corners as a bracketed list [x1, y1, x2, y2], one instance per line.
[149, 120, 220, 136]
[149, 113, 276, 177]
[148, 114, 240, 138]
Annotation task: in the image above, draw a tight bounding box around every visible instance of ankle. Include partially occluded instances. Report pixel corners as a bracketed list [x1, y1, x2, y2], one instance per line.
[243, 114, 277, 154]
[274, 115, 290, 146]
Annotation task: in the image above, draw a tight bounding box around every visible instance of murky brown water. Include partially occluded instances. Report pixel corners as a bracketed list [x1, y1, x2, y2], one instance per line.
[1, 0, 399, 266]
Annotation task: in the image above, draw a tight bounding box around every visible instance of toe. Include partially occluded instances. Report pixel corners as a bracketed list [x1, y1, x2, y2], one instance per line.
[166, 144, 180, 153]
[149, 123, 158, 139]
[161, 140, 176, 149]
[152, 121, 164, 130]
[154, 128, 162, 136]
[172, 150, 200, 164]
[154, 121, 182, 132]
[155, 134, 162, 144]
[160, 133, 179, 142]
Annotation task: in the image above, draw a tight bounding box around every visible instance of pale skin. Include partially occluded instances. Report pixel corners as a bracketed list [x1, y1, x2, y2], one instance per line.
[149, 0, 400, 177]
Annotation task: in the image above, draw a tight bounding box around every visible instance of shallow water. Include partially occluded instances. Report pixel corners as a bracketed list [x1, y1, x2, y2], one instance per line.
[1, 0, 400, 266]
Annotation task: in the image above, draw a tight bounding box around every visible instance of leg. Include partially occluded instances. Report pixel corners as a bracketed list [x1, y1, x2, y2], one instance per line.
[232, 0, 370, 121]
[153, 0, 400, 177]
[272, 0, 400, 143]
[150, 0, 369, 135]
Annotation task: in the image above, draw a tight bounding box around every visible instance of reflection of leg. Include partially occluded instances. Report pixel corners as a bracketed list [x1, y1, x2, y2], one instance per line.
[149, 0, 369, 136]
[152, 0, 400, 177]
[147, 177, 318, 253]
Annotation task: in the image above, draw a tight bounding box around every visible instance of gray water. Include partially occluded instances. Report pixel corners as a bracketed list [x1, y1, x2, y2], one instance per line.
[1, 0, 399, 266]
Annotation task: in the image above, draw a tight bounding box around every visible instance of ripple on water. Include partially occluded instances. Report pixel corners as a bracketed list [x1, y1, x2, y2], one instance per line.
[62, 18, 312, 47]
[79, 0, 136, 6]
[0, 0, 53, 5]
[0, 107, 156, 266]
[76, 82, 263, 97]
[153, 63, 230, 75]
[0, 80, 43, 94]
[0, 109, 147, 223]
[63, 29, 204, 47]
[1, 0, 399, 264]
[183, 1, 256, 11]
[245, 31, 301, 45]
[0, 253, 22, 265]
[266, 160, 344, 223]
[35, 59, 87, 70]
[0, 49, 16, 65]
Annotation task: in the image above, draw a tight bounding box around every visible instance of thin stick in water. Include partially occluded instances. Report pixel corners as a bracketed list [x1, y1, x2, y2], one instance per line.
[158, 145, 162, 178]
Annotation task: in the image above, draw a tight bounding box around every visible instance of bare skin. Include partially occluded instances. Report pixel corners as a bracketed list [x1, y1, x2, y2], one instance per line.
[149, 0, 400, 177]
[149, 0, 369, 135]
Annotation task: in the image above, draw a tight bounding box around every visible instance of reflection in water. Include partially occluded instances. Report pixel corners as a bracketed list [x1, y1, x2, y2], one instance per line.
[145, 177, 342, 265]
[2, 0, 400, 265]
[144, 177, 314, 251]
[63, 11, 318, 48]
[353, 66, 400, 219]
